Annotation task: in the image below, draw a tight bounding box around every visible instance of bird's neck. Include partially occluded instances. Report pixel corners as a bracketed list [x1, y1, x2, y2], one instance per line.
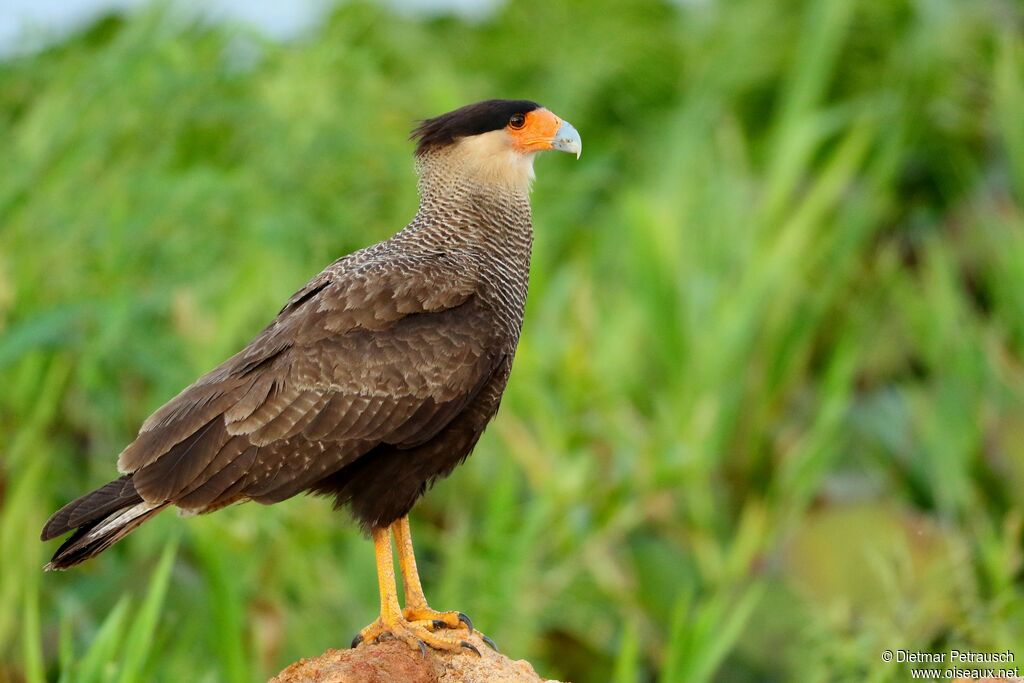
[405, 147, 535, 342]
[408, 148, 535, 251]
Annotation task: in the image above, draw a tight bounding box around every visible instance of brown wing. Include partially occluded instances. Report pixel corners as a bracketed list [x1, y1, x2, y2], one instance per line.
[115, 249, 503, 511]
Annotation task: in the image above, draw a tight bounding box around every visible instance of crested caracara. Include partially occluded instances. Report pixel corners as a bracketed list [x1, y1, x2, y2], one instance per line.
[41, 99, 581, 654]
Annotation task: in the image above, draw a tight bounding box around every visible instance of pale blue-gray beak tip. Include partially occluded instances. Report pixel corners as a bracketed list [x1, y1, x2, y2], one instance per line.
[552, 120, 582, 159]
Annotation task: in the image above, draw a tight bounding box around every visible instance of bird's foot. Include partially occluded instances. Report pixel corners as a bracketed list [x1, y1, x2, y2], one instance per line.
[403, 607, 499, 651]
[403, 607, 472, 632]
[351, 614, 482, 656]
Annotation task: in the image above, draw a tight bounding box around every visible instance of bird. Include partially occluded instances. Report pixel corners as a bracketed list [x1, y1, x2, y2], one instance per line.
[40, 99, 581, 654]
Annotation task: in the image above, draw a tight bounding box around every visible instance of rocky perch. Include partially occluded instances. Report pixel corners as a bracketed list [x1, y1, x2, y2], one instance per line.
[270, 632, 563, 683]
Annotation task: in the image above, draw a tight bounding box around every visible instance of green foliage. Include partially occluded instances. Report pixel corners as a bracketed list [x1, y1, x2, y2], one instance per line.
[1, 0, 1022, 680]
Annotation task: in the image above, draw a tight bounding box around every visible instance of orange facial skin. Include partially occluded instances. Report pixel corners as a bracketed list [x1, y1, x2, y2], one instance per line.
[508, 108, 564, 153]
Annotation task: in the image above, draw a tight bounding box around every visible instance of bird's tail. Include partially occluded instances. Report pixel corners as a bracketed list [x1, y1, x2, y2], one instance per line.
[41, 474, 166, 570]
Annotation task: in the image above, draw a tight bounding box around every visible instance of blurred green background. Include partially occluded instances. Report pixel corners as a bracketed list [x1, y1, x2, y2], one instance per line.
[2, 0, 1023, 681]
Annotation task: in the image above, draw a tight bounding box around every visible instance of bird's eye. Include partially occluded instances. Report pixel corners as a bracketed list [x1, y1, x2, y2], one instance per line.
[509, 113, 526, 129]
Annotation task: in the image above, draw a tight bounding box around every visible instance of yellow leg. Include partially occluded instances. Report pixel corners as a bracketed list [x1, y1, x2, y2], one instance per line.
[352, 524, 479, 655]
[393, 516, 472, 632]
[374, 526, 403, 623]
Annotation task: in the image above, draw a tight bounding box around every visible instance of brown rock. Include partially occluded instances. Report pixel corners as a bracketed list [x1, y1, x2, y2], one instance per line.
[270, 633, 563, 683]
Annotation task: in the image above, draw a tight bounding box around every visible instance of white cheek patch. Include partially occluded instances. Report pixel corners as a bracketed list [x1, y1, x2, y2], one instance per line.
[453, 131, 536, 192]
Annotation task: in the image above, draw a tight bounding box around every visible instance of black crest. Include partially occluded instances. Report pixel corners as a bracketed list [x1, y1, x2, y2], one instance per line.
[411, 99, 541, 155]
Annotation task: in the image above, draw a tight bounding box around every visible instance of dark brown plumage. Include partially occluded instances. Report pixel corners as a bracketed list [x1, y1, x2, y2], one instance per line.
[43, 98, 581, 654]
[39, 98, 581, 655]
[42, 101, 581, 588]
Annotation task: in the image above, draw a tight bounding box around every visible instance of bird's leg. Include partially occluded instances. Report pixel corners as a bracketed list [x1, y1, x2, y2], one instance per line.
[352, 527, 404, 647]
[392, 516, 472, 633]
[352, 525, 480, 655]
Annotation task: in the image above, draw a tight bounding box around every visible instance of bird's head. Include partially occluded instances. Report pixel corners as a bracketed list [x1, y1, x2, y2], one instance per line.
[411, 99, 581, 192]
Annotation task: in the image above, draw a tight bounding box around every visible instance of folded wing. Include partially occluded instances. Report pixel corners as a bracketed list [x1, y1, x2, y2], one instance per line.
[115, 249, 501, 513]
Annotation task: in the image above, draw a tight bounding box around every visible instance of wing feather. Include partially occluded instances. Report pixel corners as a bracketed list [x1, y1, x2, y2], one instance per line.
[118, 384, 243, 473]
[247, 389, 321, 445]
[173, 435, 254, 507]
[249, 440, 372, 504]
[107, 249, 501, 513]
[132, 417, 231, 502]
[227, 381, 301, 435]
[176, 444, 258, 511]
[224, 375, 275, 424]
[278, 393, 332, 440]
[301, 394, 356, 440]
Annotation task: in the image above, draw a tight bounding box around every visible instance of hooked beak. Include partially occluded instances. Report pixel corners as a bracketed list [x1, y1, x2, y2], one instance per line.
[511, 108, 582, 159]
[550, 120, 582, 159]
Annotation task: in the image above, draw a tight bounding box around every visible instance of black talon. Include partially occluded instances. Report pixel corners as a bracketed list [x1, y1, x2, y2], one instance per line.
[432, 619, 447, 630]
[457, 612, 474, 632]
[481, 634, 499, 652]
[350, 633, 364, 649]
[417, 640, 429, 657]
[460, 640, 481, 657]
